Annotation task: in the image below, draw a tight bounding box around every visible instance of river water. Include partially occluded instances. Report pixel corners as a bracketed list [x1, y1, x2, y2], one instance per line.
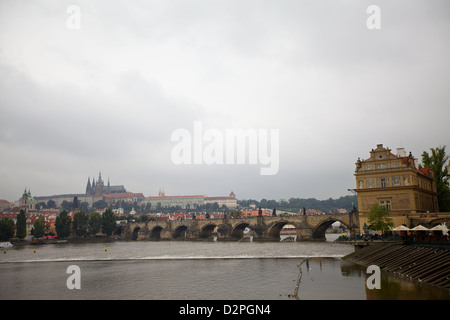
[1, 235, 449, 300]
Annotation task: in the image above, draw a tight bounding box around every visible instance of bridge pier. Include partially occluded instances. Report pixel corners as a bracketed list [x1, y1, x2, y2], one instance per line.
[296, 227, 314, 241]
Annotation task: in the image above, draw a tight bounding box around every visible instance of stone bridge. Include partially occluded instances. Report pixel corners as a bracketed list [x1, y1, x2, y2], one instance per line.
[120, 210, 360, 242]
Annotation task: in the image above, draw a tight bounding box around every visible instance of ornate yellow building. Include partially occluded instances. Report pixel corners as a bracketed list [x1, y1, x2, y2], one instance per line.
[354, 144, 439, 231]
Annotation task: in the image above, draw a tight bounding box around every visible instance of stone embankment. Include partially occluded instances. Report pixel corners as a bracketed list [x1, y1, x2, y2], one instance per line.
[343, 243, 450, 289]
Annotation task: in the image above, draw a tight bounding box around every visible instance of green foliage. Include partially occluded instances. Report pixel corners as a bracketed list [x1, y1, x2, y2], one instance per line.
[368, 203, 393, 232]
[16, 209, 27, 239]
[238, 195, 357, 213]
[229, 210, 242, 218]
[102, 208, 116, 236]
[55, 210, 71, 238]
[421, 145, 450, 212]
[93, 200, 108, 210]
[46, 199, 56, 209]
[0, 218, 15, 241]
[139, 214, 149, 222]
[89, 211, 102, 235]
[33, 216, 46, 238]
[73, 211, 89, 237]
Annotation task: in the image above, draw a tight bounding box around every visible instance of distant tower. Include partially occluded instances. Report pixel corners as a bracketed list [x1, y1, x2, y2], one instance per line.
[86, 177, 92, 195]
[92, 178, 96, 193]
[73, 196, 79, 210]
[20, 188, 36, 212]
[94, 172, 104, 195]
[158, 188, 165, 197]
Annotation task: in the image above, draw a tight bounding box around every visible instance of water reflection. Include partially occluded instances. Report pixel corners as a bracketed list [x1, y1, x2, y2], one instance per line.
[340, 260, 450, 300]
[365, 271, 450, 300]
[284, 258, 450, 300]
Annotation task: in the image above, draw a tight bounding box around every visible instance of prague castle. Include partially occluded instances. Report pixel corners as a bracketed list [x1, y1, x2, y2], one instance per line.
[33, 172, 136, 208]
[354, 144, 439, 230]
[27, 172, 237, 211]
[85, 172, 126, 196]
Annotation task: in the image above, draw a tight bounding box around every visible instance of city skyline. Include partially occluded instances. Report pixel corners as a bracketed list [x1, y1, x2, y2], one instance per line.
[1, 1, 449, 202]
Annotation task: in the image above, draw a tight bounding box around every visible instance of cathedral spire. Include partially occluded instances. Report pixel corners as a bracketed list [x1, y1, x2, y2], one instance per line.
[86, 177, 92, 195]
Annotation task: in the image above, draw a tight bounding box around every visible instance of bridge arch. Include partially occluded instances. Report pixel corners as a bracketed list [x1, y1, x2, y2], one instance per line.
[150, 225, 163, 240]
[173, 225, 189, 240]
[312, 218, 348, 240]
[131, 226, 141, 240]
[267, 221, 293, 240]
[199, 223, 217, 239]
[230, 222, 250, 239]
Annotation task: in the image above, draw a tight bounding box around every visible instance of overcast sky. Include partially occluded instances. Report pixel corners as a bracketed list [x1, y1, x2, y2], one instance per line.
[0, 0, 449, 202]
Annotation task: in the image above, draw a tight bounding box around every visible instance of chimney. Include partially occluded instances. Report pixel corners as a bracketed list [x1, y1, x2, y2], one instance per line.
[397, 147, 406, 157]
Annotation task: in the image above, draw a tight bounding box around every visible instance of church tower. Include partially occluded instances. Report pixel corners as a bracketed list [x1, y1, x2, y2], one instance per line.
[86, 177, 92, 195]
[20, 188, 36, 212]
[94, 172, 104, 195]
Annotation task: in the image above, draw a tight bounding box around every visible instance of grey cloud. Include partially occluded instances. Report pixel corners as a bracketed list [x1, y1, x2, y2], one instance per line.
[0, 0, 449, 201]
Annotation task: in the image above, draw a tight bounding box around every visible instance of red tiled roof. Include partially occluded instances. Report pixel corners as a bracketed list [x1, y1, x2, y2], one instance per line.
[103, 193, 129, 198]
[417, 167, 434, 179]
[131, 193, 145, 198]
[0, 212, 17, 219]
[205, 196, 232, 200]
[146, 195, 204, 199]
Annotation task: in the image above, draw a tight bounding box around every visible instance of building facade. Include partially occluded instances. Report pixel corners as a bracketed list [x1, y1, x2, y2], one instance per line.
[354, 144, 439, 230]
[143, 190, 238, 210]
[204, 192, 237, 209]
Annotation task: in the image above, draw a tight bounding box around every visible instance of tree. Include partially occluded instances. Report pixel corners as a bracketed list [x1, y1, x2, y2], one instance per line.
[229, 209, 242, 218]
[33, 216, 46, 238]
[36, 202, 47, 210]
[16, 209, 27, 239]
[55, 210, 71, 238]
[47, 199, 56, 209]
[368, 203, 393, 233]
[89, 211, 102, 235]
[421, 145, 450, 212]
[0, 218, 15, 241]
[61, 200, 73, 211]
[93, 200, 108, 210]
[73, 211, 89, 237]
[102, 208, 116, 236]
[80, 201, 89, 213]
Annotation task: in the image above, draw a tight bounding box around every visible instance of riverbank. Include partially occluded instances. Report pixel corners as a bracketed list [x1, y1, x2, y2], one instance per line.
[10, 236, 117, 247]
[343, 242, 450, 289]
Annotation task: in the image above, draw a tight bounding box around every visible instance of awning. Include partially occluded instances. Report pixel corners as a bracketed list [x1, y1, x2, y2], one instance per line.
[430, 224, 448, 231]
[410, 225, 430, 231]
[391, 225, 410, 231]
